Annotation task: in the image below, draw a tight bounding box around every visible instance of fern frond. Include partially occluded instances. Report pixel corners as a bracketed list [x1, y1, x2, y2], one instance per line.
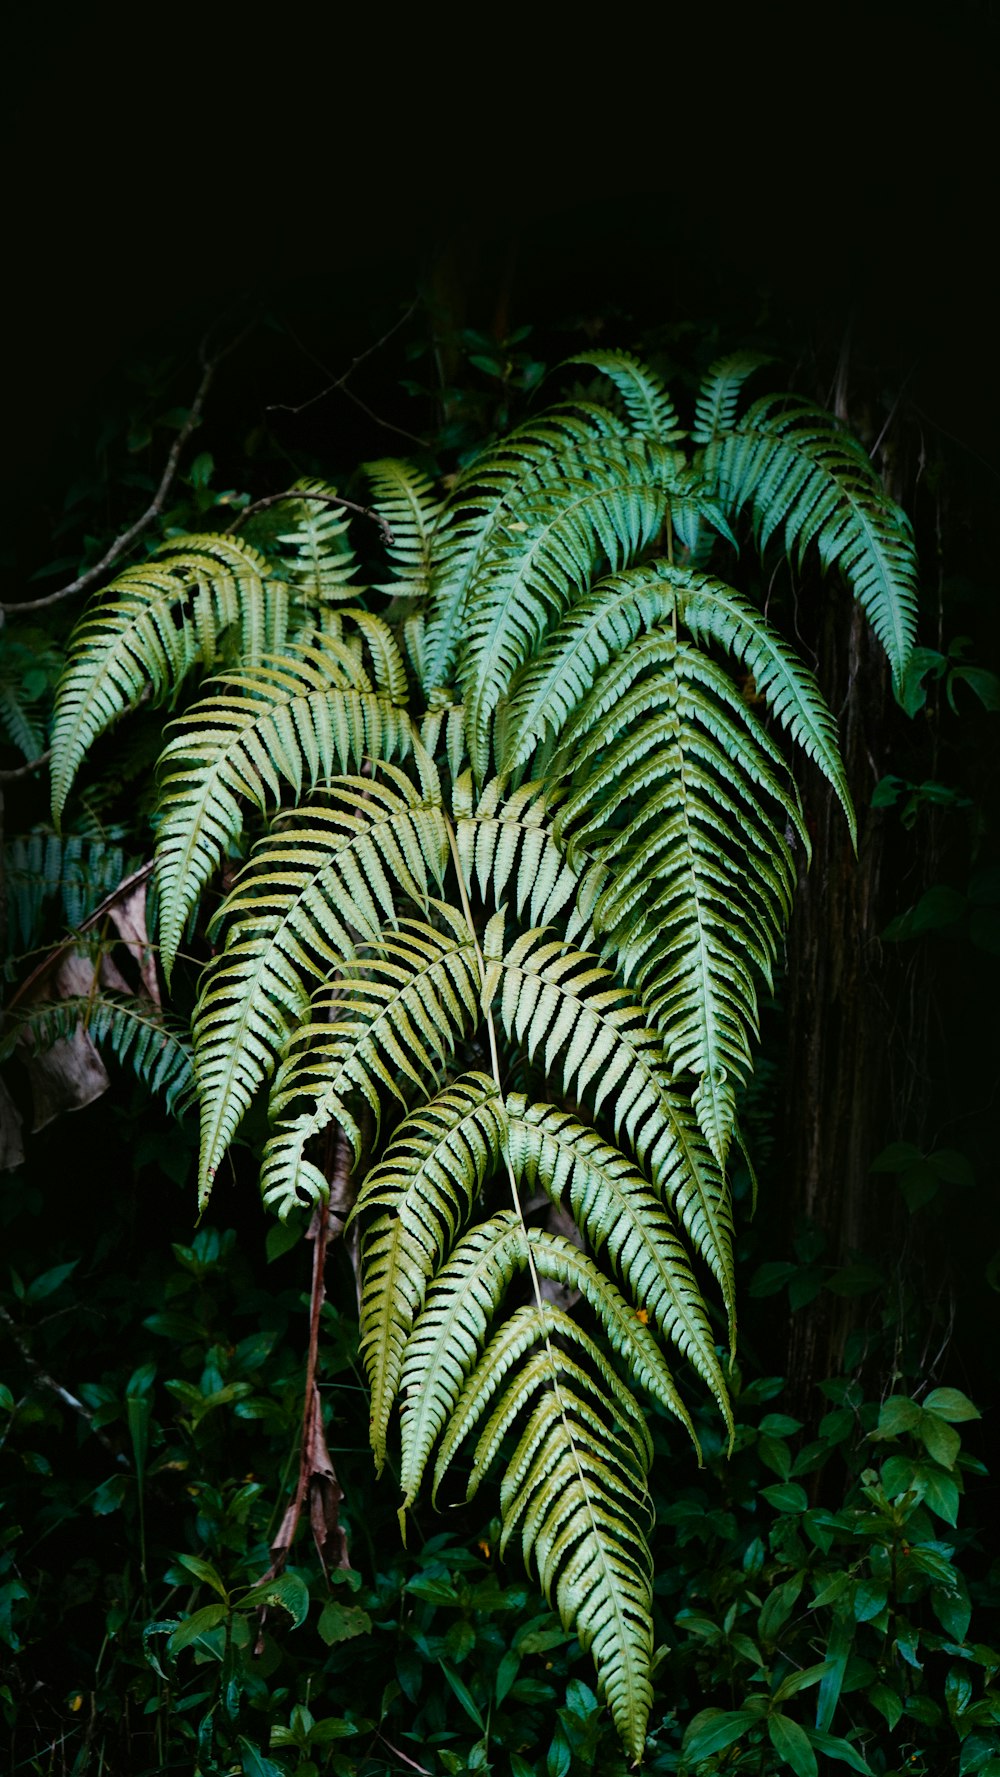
[4, 830, 135, 951]
[506, 1097, 731, 1429]
[399, 1206, 661, 1757]
[366, 459, 447, 599]
[691, 351, 772, 445]
[488, 926, 735, 1324]
[459, 440, 670, 778]
[269, 479, 362, 605]
[550, 635, 803, 1161]
[498, 562, 676, 773]
[433, 1301, 653, 1500]
[10, 991, 195, 1116]
[705, 394, 919, 683]
[452, 771, 598, 940]
[676, 574, 855, 840]
[500, 1384, 654, 1761]
[192, 765, 445, 1201]
[50, 536, 286, 822]
[421, 408, 634, 692]
[154, 643, 414, 978]
[354, 1072, 505, 1469]
[397, 1209, 528, 1504]
[259, 904, 483, 1218]
[569, 348, 686, 444]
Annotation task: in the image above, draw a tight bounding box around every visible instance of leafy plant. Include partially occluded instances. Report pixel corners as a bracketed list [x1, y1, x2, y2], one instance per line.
[34, 346, 919, 1756]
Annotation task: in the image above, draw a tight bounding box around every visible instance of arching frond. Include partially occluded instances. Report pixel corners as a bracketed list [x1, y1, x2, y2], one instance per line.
[354, 1072, 505, 1469]
[487, 925, 735, 1326]
[10, 992, 195, 1117]
[421, 406, 634, 692]
[366, 458, 447, 600]
[154, 643, 414, 978]
[550, 634, 803, 1162]
[398, 1216, 670, 1760]
[705, 394, 919, 684]
[433, 1301, 653, 1502]
[259, 905, 483, 1218]
[675, 574, 855, 840]
[269, 479, 362, 606]
[500, 1382, 654, 1761]
[50, 535, 287, 822]
[506, 1096, 731, 1430]
[691, 351, 772, 446]
[452, 772, 595, 940]
[459, 439, 670, 778]
[193, 766, 445, 1202]
[569, 348, 686, 444]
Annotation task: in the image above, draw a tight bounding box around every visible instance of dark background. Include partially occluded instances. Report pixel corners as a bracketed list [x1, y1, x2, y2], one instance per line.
[4, 5, 998, 495]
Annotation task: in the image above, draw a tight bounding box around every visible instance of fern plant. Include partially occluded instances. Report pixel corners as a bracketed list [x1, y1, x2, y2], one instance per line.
[44, 354, 918, 1757]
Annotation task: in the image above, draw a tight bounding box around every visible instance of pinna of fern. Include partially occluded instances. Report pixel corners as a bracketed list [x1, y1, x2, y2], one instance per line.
[43, 348, 918, 1759]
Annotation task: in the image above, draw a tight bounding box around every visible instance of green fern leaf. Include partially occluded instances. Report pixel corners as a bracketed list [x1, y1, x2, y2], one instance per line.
[489, 926, 735, 1328]
[154, 642, 414, 978]
[366, 459, 447, 599]
[550, 635, 803, 1161]
[354, 1072, 505, 1469]
[705, 394, 919, 684]
[452, 772, 598, 940]
[269, 479, 362, 605]
[398, 1209, 528, 1505]
[506, 1096, 731, 1431]
[459, 440, 670, 779]
[422, 407, 635, 692]
[691, 352, 772, 445]
[259, 905, 483, 1218]
[10, 991, 195, 1116]
[193, 765, 445, 1202]
[569, 348, 686, 444]
[500, 1384, 654, 1760]
[50, 535, 286, 822]
[433, 1301, 653, 1502]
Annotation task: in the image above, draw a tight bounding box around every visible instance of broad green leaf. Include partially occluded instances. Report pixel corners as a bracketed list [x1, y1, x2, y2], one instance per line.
[316, 1600, 372, 1645]
[168, 1603, 228, 1652]
[768, 1711, 817, 1777]
[682, 1707, 759, 1762]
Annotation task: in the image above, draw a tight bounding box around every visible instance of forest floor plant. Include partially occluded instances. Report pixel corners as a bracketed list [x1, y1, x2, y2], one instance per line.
[2, 337, 945, 1766]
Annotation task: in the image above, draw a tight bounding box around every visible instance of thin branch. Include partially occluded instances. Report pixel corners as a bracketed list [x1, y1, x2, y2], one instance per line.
[226, 487, 394, 547]
[267, 300, 429, 447]
[0, 748, 50, 783]
[2, 325, 253, 618]
[253, 1126, 354, 1652]
[0, 1302, 122, 1458]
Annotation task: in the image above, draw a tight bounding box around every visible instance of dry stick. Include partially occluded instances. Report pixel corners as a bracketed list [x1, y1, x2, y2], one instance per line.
[2, 325, 252, 618]
[225, 487, 394, 548]
[0, 748, 51, 783]
[253, 1126, 353, 1653]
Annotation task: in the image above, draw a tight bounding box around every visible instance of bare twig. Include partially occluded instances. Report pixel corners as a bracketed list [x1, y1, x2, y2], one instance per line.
[2, 325, 253, 618]
[267, 302, 429, 447]
[253, 1128, 354, 1651]
[0, 1302, 122, 1459]
[226, 487, 394, 547]
[0, 748, 50, 783]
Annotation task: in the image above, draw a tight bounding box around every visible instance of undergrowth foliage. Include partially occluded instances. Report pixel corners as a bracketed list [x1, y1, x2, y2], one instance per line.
[45, 350, 918, 1756]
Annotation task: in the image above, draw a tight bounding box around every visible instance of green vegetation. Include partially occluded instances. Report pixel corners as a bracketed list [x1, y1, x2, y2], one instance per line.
[0, 302, 996, 1774]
